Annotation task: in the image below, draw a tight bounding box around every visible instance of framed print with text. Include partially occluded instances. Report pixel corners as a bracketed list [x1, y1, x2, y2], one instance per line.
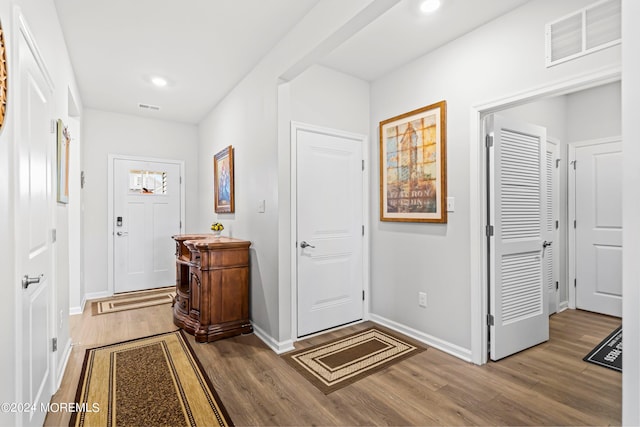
[379, 100, 447, 223]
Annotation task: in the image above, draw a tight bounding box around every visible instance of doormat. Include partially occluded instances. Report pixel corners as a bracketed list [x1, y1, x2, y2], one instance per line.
[91, 287, 176, 315]
[70, 330, 233, 427]
[583, 326, 622, 372]
[283, 327, 425, 394]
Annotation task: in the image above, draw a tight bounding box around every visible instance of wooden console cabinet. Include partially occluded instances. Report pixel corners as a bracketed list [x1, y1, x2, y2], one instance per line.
[172, 234, 253, 343]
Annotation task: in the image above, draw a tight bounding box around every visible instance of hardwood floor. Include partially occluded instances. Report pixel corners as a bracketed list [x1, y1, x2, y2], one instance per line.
[46, 305, 621, 426]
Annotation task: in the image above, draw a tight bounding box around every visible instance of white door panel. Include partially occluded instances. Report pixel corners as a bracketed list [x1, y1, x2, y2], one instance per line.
[574, 141, 622, 316]
[114, 159, 181, 293]
[17, 16, 55, 426]
[488, 114, 549, 361]
[545, 140, 560, 314]
[295, 125, 364, 337]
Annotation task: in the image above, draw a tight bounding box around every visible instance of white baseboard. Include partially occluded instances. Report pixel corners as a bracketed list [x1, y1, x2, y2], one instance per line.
[252, 323, 295, 354]
[559, 301, 569, 312]
[369, 313, 473, 363]
[69, 295, 86, 316]
[55, 338, 73, 391]
[84, 291, 111, 301]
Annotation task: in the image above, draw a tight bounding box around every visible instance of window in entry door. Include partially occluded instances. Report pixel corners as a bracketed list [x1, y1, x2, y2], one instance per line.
[128, 169, 167, 195]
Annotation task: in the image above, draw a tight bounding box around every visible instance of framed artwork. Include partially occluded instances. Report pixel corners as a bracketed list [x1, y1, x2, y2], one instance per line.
[379, 100, 447, 223]
[0, 21, 6, 131]
[56, 119, 70, 204]
[213, 145, 234, 213]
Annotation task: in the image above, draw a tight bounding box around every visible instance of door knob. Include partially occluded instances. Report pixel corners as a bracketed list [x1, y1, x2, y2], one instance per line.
[116, 231, 129, 236]
[542, 241, 552, 248]
[300, 241, 315, 249]
[22, 274, 43, 289]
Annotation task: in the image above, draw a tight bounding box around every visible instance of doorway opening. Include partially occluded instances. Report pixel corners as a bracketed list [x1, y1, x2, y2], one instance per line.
[470, 68, 622, 365]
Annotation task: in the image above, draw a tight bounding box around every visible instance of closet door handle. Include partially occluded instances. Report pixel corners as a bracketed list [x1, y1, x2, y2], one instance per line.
[22, 274, 43, 289]
[300, 241, 315, 249]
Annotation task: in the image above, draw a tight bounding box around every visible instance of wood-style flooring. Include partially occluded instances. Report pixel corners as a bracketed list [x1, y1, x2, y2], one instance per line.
[46, 305, 621, 426]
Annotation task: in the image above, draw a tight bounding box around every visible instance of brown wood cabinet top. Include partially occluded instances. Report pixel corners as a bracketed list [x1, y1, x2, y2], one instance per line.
[172, 234, 251, 250]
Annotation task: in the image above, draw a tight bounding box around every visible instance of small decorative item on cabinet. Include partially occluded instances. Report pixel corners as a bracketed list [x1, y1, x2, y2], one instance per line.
[210, 222, 224, 237]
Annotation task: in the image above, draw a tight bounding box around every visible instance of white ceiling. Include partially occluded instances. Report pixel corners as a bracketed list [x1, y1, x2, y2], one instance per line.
[54, 0, 531, 124]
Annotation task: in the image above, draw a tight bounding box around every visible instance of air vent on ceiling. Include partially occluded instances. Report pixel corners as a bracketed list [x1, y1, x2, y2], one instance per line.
[138, 103, 161, 111]
[545, 0, 621, 67]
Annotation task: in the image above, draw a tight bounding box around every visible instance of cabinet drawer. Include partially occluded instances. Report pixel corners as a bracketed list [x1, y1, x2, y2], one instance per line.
[203, 249, 249, 268]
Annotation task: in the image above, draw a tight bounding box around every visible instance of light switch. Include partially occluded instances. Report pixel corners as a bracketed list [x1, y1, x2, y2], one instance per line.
[257, 199, 265, 213]
[447, 197, 455, 212]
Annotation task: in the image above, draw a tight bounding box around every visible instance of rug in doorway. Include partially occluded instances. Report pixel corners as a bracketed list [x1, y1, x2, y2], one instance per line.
[91, 287, 176, 315]
[70, 330, 233, 427]
[583, 326, 622, 372]
[283, 327, 426, 394]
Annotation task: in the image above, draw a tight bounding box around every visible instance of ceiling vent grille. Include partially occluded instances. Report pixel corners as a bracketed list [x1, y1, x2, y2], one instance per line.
[545, 0, 620, 67]
[138, 103, 160, 111]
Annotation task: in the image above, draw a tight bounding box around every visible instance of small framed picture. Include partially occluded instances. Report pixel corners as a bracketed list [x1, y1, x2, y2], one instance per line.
[213, 145, 234, 213]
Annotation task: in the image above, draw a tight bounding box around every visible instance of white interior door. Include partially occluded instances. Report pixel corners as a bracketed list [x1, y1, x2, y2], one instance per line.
[573, 139, 622, 317]
[114, 159, 182, 293]
[488, 114, 549, 361]
[545, 139, 560, 314]
[16, 17, 55, 427]
[295, 124, 364, 337]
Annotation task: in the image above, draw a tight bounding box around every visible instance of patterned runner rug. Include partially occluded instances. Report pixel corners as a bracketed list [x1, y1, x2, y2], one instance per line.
[283, 327, 426, 394]
[91, 287, 175, 315]
[70, 331, 233, 426]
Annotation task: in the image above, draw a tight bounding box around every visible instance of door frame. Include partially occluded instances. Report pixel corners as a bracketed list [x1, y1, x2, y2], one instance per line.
[469, 67, 621, 365]
[289, 121, 370, 341]
[107, 154, 185, 296]
[568, 136, 623, 313]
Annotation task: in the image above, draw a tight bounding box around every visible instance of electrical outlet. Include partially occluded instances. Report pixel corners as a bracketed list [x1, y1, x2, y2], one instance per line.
[418, 292, 427, 308]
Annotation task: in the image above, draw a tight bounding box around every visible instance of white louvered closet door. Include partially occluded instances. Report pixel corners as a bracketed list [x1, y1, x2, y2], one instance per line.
[488, 114, 549, 361]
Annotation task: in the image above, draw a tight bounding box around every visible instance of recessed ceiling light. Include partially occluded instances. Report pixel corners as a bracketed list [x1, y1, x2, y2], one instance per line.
[151, 76, 168, 87]
[420, 0, 441, 14]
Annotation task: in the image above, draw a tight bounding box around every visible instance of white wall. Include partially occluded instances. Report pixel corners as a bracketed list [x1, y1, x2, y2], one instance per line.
[196, 1, 382, 346]
[82, 109, 198, 297]
[289, 65, 370, 135]
[566, 81, 621, 142]
[622, 0, 640, 423]
[0, 0, 83, 423]
[369, 0, 621, 356]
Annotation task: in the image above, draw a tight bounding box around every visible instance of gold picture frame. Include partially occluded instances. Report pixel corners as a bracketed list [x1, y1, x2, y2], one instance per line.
[379, 100, 447, 223]
[213, 145, 234, 213]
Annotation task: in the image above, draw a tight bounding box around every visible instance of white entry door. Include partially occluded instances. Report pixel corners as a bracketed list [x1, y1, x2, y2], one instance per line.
[113, 158, 182, 293]
[545, 139, 560, 315]
[16, 17, 55, 427]
[294, 123, 364, 337]
[488, 114, 549, 361]
[573, 139, 622, 317]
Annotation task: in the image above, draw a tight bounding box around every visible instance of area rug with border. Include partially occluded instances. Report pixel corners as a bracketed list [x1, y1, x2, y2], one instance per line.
[283, 327, 426, 394]
[70, 330, 233, 427]
[583, 325, 622, 372]
[91, 287, 176, 315]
